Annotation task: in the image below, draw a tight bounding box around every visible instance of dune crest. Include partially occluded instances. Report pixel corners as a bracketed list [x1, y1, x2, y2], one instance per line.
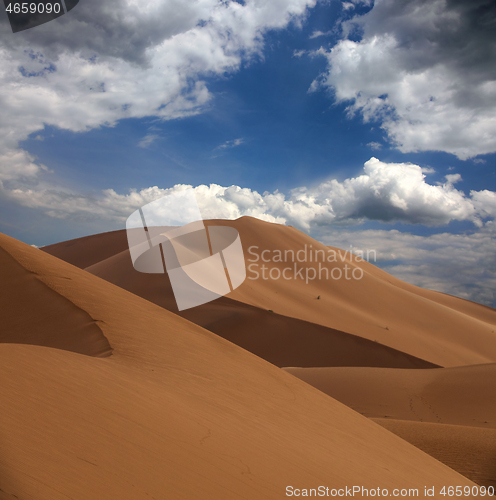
[0, 243, 112, 357]
[43, 217, 496, 367]
[82, 247, 439, 369]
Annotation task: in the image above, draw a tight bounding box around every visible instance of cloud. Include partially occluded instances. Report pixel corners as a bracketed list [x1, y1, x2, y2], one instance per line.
[0, 0, 316, 191]
[6, 155, 493, 306]
[7, 158, 495, 231]
[318, 223, 496, 307]
[367, 141, 381, 150]
[312, 0, 496, 159]
[138, 134, 160, 148]
[445, 173, 462, 184]
[342, 0, 372, 9]
[216, 138, 244, 149]
[471, 190, 496, 219]
[421, 166, 436, 174]
[309, 30, 332, 39]
[342, 0, 373, 9]
[4, 151, 493, 306]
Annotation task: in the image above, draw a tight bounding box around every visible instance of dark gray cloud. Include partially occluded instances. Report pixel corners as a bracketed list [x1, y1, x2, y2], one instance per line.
[354, 0, 496, 79]
[1, 0, 215, 64]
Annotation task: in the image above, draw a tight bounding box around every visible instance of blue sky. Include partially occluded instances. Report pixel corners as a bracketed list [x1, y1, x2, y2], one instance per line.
[0, 0, 495, 305]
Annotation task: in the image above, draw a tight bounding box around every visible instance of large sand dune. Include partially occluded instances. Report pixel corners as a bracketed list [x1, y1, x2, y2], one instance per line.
[36, 217, 496, 494]
[81, 250, 438, 369]
[43, 217, 496, 367]
[0, 232, 478, 499]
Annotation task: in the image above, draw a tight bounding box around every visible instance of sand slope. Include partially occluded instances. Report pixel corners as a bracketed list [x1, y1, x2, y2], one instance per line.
[83, 248, 437, 369]
[284, 365, 496, 489]
[181, 298, 439, 369]
[42, 228, 129, 269]
[0, 246, 112, 357]
[43, 217, 496, 367]
[221, 218, 496, 367]
[284, 365, 496, 428]
[0, 232, 478, 499]
[372, 420, 496, 490]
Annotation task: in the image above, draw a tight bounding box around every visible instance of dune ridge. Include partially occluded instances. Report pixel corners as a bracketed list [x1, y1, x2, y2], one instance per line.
[82, 248, 438, 369]
[42, 228, 129, 269]
[0, 246, 112, 357]
[43, 217, 496, 368]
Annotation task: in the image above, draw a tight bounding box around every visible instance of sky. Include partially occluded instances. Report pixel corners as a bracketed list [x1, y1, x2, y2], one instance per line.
[0, 0, 495, 306]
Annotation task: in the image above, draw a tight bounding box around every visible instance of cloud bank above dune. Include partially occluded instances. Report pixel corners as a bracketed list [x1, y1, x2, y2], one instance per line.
[9, 157, 495, 230]
[13, 155, 494, 307]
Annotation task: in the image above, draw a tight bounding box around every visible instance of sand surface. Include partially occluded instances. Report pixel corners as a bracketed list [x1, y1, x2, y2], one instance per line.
[43, 217, 496, 367]
[372, 420, 496, 490]
[283, 365, 496, 428]
[0, 231, 480, 499]
[0, 246, 112, 357]
[20, 216, 496, 496]
[285, 365, 496, 489]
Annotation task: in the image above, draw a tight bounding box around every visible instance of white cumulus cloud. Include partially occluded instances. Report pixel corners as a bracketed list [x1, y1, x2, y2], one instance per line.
[0, 0, 316, 192]
[312, 0, 496, 159]
[7, 158, 495, 231]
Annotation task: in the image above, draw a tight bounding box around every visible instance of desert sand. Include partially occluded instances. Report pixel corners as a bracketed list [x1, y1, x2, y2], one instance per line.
[284, 363, 496, 489]
[372, 420, 496, 490]
[1, 230, 482, 499]
[283, 365, 496, 428]
[44, 217, 496, 368]
[2, 216, 492, 497]
[40, 218, 496, 491]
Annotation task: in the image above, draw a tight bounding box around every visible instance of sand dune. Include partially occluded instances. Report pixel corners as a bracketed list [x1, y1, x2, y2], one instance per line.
[36, 218, 496, 493]
[42, 228, 129, 269]
[0, 232, 478, 499]
[181, 298, 439, 369]
[220, 218, 496, 367]
[81, 246, 437, 369]
[372, 419, 496, 490]
[43, 217, 496, 367]
[284, 364, 496, 428]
